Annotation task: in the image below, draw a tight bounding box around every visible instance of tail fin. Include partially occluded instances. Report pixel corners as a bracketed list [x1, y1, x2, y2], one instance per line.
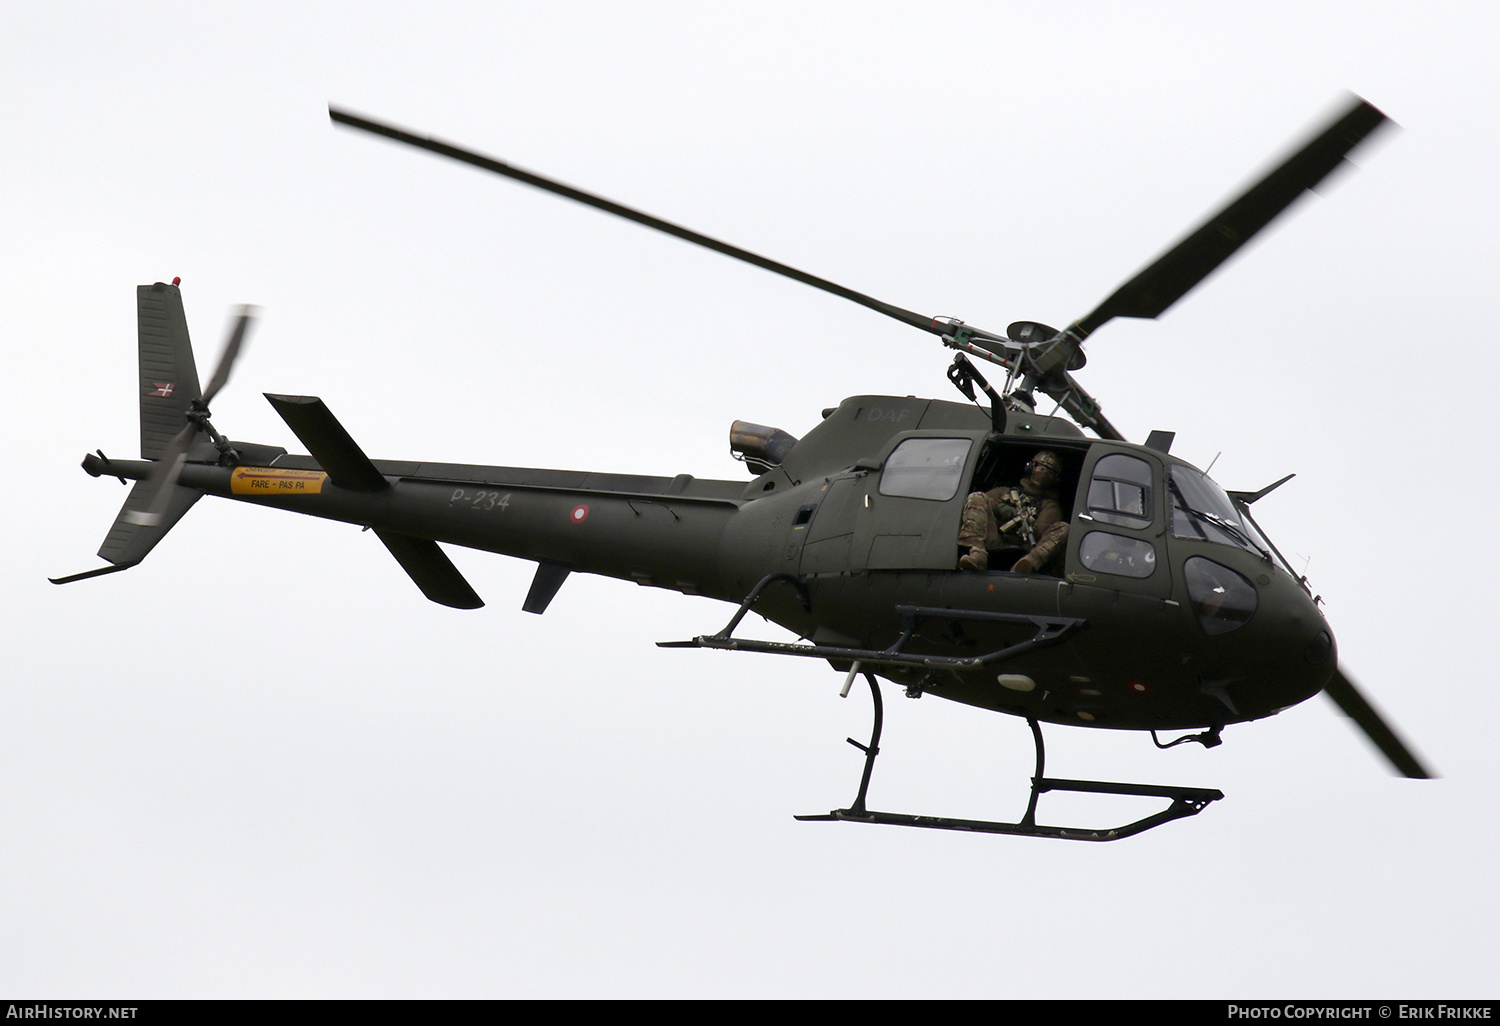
[52, 282, 209, 584]
[136, 281, 202, 459]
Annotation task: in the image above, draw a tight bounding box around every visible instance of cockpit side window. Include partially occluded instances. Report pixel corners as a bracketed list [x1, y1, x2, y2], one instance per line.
[879, 437, 973, 501]
[1087, 454, 1154, 527]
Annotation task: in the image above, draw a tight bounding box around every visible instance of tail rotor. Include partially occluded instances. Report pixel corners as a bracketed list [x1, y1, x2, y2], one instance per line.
[132, 304, 257, 526]
[52, 285, 256, 583]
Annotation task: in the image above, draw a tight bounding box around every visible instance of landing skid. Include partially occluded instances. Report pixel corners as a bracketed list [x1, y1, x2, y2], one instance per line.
[797, 673, 1223, 842]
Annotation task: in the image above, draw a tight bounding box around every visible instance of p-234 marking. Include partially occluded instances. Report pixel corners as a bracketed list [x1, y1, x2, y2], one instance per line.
[448, 488, 511, 512]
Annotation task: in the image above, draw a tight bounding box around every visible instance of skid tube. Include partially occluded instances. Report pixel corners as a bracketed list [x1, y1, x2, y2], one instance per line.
[795, 673, 1224, 842]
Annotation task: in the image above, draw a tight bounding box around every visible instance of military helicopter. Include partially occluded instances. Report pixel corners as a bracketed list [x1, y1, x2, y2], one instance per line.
[54, 95, 1430, 841]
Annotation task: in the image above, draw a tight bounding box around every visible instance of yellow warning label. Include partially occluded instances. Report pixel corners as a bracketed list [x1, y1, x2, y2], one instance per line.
[231, 467, 328, 496]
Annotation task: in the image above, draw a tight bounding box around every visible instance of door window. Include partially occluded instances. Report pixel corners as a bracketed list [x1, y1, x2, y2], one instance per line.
[1087, 453, 1154, 527]
[878, 438, 972, 501]
[1079, 531, 1158, 579]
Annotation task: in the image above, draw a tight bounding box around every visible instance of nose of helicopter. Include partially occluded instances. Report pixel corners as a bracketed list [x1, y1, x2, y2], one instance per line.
[1190, 562, 1336, 720]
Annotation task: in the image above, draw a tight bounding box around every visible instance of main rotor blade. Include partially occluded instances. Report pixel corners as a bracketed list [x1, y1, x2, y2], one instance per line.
[329, 107, 945, 337]
[1071, 96, 1391, 340]
[202, 305, 257, 406]
[1322, 665, 1432, 779]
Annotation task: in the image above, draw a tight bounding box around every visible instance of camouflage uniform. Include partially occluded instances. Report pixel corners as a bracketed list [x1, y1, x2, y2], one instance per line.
[958, 452, 1070, 574]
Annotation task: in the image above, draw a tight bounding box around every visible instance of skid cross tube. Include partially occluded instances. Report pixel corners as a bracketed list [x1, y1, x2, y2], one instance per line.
[796, 674, 1224, 842]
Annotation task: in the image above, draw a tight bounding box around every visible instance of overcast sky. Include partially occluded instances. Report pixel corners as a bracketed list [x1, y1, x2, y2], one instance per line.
[3, 1, 1496, 999]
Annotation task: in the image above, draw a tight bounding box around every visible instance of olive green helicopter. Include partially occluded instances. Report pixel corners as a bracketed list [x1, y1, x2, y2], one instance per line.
[54, 96, 1431, 841]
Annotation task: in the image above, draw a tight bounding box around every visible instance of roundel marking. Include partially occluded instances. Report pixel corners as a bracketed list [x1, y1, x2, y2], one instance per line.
[571, 504, 590, 524]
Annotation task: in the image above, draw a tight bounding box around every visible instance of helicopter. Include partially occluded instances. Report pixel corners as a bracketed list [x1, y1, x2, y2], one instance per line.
[53, 95, 1431, 842]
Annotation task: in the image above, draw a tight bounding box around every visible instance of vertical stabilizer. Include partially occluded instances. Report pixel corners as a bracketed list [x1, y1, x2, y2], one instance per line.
[137, 282, 202, 459]
[49, 475, 204, 584]
[53, 282, 226, 586]
[98, 477, 204, 565]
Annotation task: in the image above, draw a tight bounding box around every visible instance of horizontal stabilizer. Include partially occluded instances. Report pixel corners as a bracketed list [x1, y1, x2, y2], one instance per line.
[374, 530, 484, 609]
[265, 394, 387, 491]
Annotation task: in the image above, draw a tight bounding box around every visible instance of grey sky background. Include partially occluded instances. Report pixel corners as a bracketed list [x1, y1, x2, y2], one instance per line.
[3, 1, 1496, 998]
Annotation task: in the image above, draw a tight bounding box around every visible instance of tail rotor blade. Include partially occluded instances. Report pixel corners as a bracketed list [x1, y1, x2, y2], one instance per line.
[138, 300, 253, 526]
[129, 423, 197, 527]
[1323, 665, 1433, 779]
[201, 305, 257, 406]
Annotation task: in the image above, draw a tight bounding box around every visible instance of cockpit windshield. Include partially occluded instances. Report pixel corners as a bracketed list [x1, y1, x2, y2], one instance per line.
[1168, 465, 1287, 572]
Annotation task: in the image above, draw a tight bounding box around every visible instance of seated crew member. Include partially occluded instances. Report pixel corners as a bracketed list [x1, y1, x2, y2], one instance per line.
[958, 450, 1070, 574]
